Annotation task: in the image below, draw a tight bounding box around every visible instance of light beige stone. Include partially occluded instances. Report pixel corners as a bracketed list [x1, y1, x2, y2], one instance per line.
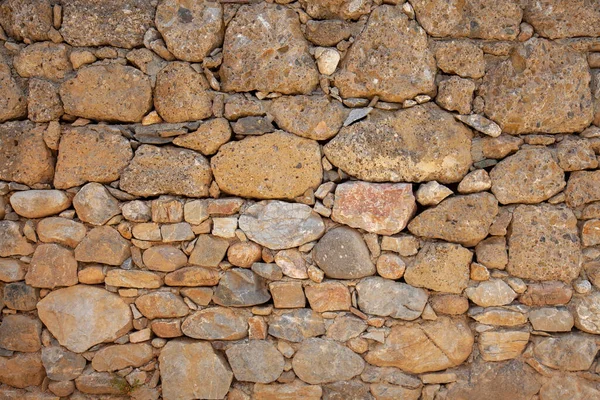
[9, 190, 70, 218]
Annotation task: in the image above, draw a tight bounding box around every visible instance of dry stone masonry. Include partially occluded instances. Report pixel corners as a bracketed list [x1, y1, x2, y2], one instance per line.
[0, 0, 600, 399]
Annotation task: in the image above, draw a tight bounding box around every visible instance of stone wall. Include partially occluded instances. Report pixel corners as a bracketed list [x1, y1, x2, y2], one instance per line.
[0, 0, 600, 399]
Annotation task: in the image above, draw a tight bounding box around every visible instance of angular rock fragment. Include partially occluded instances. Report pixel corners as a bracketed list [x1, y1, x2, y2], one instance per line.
[135, 291, 189, 319]
[239, 201, 325, 250]
[26, 244, 78, 289]
[164, 266, 220, 287]
[356, 277, 427, 320]
[408, 193, 498, 247]
[143, 245, 187, 272]
[73, 183, 120, 226]
[54, 126, 133, 189]
[528, 307, 574, 332]
[182, 307, 248, 340]
[334, 6, 436, 102]
[0, 353, 45, 389]
[120, 145, 212, 197]
[481, 38, 593, 134]
[212, 132, 322, 199]
[313, 226, 376, 279]
[60, 65, 153, 123]
[0, 55, 27, 122]
[324, 104, 472, 183]
[37, 285, 132, 353]
[565, 170, 600, 208]
[0, 221, 34, 257]
[533, 334, 598, 371]
[0, 314, 42, 353]
[41, 346, 86, 381]
[226, 341, 284, 383]
[105, 269, 163, 289]
[292, 338, 364, 384]
[91, 343, 153, 372]
[172, 118, 231, 155]
[524, 0, 600, 39]
[478, 331, 529, 361]
[212, 268, 271, 307]
[155, 0, 224, 62]
[220, 2, 319, 94]
[507, 204, 580, 282]
[304, 282, 349, 312]
[75, 226, 131, 266]
[435, 40, 485, 79]
[332, 182, 416, 235]
[569, 291, 600, 334]
[60, 0, 154, 48]
[268, 309, 325, 342]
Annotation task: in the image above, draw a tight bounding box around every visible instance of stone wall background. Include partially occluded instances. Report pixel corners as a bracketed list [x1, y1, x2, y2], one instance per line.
[1, 0, 600, 399]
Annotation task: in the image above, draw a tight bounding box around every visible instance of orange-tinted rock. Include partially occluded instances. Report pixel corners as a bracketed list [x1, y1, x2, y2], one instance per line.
[0, 0, 52, 42]
[524, 0, 600, 39]
[270, 281, 306, 309]
[299, 0, 371, 20]
[0, 353, 45, 389]
[0, 314, 42, 353]
[91, 343, 153, 372]
[305, 282, 351, 312]
[212, 132, 322, 200]
[13, 42, 72, 81]
[9, 190, 71, 218]
[26, 244, 78, 289]
[356, 277, 427, 320]
[75, 226, 131, 266]
[181, 307, 248, 340]
[135, 291, 189, 320]
[0, 54, 27, 123]
[105, 270, 162, 289]
[519, 281, 573, 306]
[0, 221, 34, 257]
[565, 170, 600, 208]
[254, 380, 323, 400]
[172, 118, 231, 156]
[164, 266, 220, 287]
[226, 340, 285, 384]
[334, 6, 436, 102]
[220, 2, 319, 94]
[143, 245, 187, 272]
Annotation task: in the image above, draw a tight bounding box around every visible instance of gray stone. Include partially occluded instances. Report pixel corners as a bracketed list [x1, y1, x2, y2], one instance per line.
[212, 269, 271, 307]
[313, 227, 376, 279]
[226, 340, 284, 383]
[73, 183, 120, 226]
[268, 309, 325, 343]
[41, 346, 86, 381]
[356, 277, 428, 320]
[181, 307, 248, 340]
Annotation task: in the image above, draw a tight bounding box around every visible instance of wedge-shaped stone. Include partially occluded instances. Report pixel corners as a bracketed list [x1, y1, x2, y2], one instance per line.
[182, 307, 248, 340]
[60, 0, 154, 48]
[26, 244, 78, 289]
[268, 309, 325, 343]
[155, 0, 224, 62]
[226, 341, 284, 384]
[366, 317, 474, 373]
[37, 285, 132, 353]
[356, 277, 427, 320]
[220, 2, 319, 94]
[212, 132, 322, 200]
[490, 147, 565, 205]
[159, 340, 233, 400]
[534, 334, 598, 371]
[324, 104, 472, 183]
[332, 182, 416, 235]
[410, 0, 522, 40]
[404, 242, 472, 294]
[54, 126, 133, 189]
[0, 314, 41, 353]
[481, 38, 593, 134]
[239, 201, 325, 250]
[60, 65, 152, 123]
[507, 204, 581, 282]
[408, 193, 498, 247]
[37, 217, 86, 248]
[120, 145, 212, 197]
[293, 338, 365, 384]
[569, 291, 600, 334]
[75, 226, 131, 266]
[0, 121, 54, 186]
[334, 6, 435, 102]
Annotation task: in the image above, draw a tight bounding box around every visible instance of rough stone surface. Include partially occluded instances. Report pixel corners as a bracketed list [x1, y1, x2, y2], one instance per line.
[332, 182, 416, 235]
[408, 193, 498, 247]
[0, 314, 42, 353]
[155, 0, 224, 62]
[212, 132, 322, 199]
[75, 226, 131, 266]
[0, 0, 53, 42]
[73, 183, 120, 226]
[410, 0, 522, 40]
[60, 65, 153, 123]
[524, 0, 600, 39]
[324, 104, 472, 184]
[226, 341, 284, 383]
[182, 307, 248, 340]
[507, 204, 581, 282]
[172, 118, 231, 155]
[270, 95, 347, 140]
[159, 340, 233, 400]
[435, 40, 485, 78]
[120, 145, 212, 197]
[239, 201, 325, 250]
[0, 353, 45, 389]
[91, 343, 153, 372]
[313, 226, 376, 279]
[304, 282, 349, 312]
[0, 55, 27, 123]
[0, 221, 34, 257]
[135, 291, 189, 319]
[54, 126, 133, 189]
[292, 338, 365, 384]
[60, 0, 155, 48]
[13, 42, 71, 81]
[143, 245, 187, 272]
[570, 291, 600, 334]
[37, 285, 132, 353]
[365, 317, 474, 373]
[268, 309, 325, 343]
[404, 242, 472, 294]
[481, 38, 593, 134]
[334, 6, 436, 102]
[212, 269, 271, 307]
[41, 346, 86, 381]
[465, 279, 517, 307]
[26, 244, 78, 289]
[356, 277, 427, 320]
[534, 334, 598, 371]
[220, 3, 319, 94]
[565, 170, 600, 208]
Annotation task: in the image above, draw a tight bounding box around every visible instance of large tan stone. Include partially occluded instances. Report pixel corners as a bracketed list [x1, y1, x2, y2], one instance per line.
[60, 65, 153, 123]
[569, 291, 600, 334]
[0, 121, 54, 186]
[182, 307, 248, 340]
[0, 353, 45, 389]
[212, 131, 322, 200]
[270, 95, 347, 140]
[324, 104, 472, 183]
[0, 54, 27, 122]
[481, 38, 593, 134]
[26, 244, 78, 289]
[73, 183, 120, 226]
[356, 277, 427, 320]
[54, 126, 133, 189]
[226, 341, 284, 384]
[220, 2, 319, 94]
[478, 331, 529, 361]
[143, 245, 187, 272]
[490, 147, 565, 205]
[534, 334, 598, 371]
[332, 182, 416, 235]
[91, 343, 153, 372]
[37, 285, 132, 353]
[135, 291, 189, 320]
[13, 42, 72, 81]
[74, 226, 131, 266]
[404, 242, 472, 294]
[172, 118, 231, 155]
[0, 314, 42, 353]
[408, 193, 498, 247]
[0, 221, 34, 257]
[524, 0, 600, 39]
[120, 145, 212, 197]
[365, 317, 474, 373]
[565, 170, 600, 208]
[9, 190, 71, 218]
[154, 62, 212, 123]
[239, 201, 324, 250]
[334, 6, 436, 102]
[37, 217, 87, 248]
[159, 340, 233, 400]
[105, 270, 162, 289]
[292, 338, 364, 384]
[268, 309, 325, 343]
[507, 204, 581, 282]
[60, 0, 154, 48]
[539, 375, 600, 400]
[409, 0, 522, 40]
[155, 0, 224, 62]
[0, 0, 52, 41]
